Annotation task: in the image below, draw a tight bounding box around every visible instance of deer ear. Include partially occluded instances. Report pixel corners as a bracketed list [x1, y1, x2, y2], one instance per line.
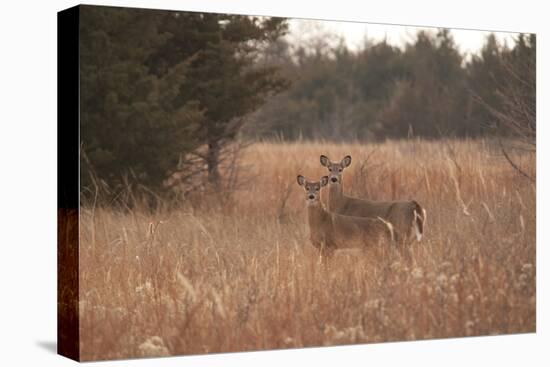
[320, 176, 329, 187]
[320, 155, 330, 167]
[341, 155, 352, 168]
[297, 175, 306, 186]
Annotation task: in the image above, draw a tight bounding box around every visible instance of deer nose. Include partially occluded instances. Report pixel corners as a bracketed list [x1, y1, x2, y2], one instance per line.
[331, 177, 338, 183]
[308, 194, 315, 200]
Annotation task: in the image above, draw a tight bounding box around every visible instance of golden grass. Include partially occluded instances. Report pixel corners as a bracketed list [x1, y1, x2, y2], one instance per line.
[79, 139, 535, 361]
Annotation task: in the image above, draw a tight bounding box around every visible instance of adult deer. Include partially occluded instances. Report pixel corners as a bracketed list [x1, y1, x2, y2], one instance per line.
[320, 155, 426, 244]
[296, 175, 394, 260]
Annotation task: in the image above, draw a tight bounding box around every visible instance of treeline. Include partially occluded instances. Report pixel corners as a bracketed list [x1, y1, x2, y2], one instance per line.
[246, 29, 535, 141]
[78, 6, 535, 204]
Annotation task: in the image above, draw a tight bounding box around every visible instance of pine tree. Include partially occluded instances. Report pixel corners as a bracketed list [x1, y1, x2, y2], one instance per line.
[377, 30, 468, 138]
[467, 33, 535, 143]
[79, 6, 289, 201]
[148, 12, 289, 187]
[79, 6, 203, 201]
[467, 34, 507, 134]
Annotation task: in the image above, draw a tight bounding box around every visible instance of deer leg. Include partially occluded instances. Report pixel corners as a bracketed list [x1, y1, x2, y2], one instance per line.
[318, 243, 326, 266]
[397, 237, 414, 266]
[319, 242, 334, 268]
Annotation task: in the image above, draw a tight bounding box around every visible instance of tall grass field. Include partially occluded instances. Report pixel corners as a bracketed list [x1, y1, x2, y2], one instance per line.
[78, 139, 535, 360]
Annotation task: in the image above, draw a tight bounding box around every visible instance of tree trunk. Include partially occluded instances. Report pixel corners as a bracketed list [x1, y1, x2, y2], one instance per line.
[206, 139, 221, 187]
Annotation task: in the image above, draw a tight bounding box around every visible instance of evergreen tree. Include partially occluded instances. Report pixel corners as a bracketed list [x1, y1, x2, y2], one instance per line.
[377, 30, 468, 138]
[501, 33, 536, 145]
[80, 6, 202, 200]
[467, 34, 508, 134]
[79, 6, 289, 201]
[467, 33, 535, 143]
[148, 12, 289, 186]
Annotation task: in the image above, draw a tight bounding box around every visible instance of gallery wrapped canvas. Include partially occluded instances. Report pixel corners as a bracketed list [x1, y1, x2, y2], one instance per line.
[58, 4, 535, 362]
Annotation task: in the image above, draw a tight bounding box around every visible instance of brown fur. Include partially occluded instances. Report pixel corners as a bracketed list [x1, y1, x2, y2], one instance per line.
[321, 155, 426, 243]
[297, 175, 394, 257]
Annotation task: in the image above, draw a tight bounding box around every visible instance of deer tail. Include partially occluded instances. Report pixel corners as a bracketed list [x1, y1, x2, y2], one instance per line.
[412, 201, 426, 242]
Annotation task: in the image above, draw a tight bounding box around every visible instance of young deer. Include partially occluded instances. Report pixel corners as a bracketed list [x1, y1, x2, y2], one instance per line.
[296, 175, 394, 259]
[320, 155, 426, 244]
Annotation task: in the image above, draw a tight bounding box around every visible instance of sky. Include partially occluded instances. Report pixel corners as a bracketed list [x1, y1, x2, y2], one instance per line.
[287, 18, 520, 56]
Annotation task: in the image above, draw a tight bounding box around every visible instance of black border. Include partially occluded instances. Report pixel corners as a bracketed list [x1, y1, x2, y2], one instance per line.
[57, 4, 80, 362]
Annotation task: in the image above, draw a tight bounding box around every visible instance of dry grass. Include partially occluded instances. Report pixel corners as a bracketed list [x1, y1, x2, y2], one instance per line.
[79, 139, 535, 361]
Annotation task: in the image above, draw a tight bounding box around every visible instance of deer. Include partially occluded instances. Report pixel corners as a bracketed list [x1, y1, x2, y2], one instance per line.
[296, 175, 395, 260]
[320, 155, 426, 245]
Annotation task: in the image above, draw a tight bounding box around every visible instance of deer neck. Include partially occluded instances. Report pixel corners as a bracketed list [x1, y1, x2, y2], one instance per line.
[307, 202, 331, 230]
[328, 182, 344, 210]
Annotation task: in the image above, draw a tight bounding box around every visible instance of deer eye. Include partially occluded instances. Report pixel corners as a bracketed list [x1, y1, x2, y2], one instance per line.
[338, 168, 342, 172]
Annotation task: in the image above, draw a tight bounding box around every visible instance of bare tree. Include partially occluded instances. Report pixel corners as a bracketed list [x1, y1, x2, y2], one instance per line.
[473, 34, 535, 182]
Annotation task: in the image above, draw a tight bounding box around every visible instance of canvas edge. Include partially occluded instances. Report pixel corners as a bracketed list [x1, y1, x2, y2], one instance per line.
[57, 4, 81, 362]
